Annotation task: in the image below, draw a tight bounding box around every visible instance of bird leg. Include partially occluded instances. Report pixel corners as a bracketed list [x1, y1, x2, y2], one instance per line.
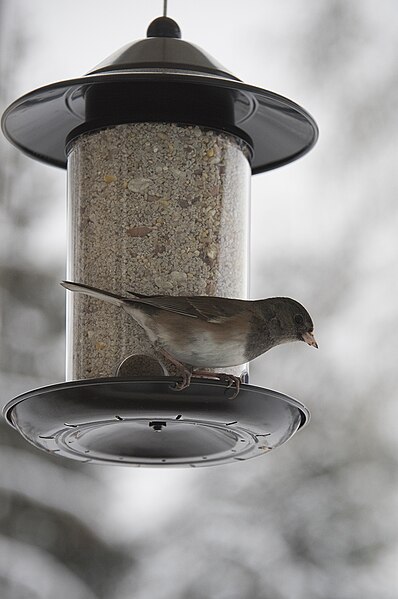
[191, 370, 242, 399]
[152, 343, 241, 398]
[153, 342, 192, 391]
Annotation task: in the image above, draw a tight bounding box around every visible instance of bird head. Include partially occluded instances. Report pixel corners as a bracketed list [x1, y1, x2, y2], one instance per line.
[268, 297, 318, 348]
[288, 299, 318, 348]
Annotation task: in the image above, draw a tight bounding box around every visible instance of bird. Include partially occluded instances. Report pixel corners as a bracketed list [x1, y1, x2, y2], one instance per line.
[61, 281, 318, 398]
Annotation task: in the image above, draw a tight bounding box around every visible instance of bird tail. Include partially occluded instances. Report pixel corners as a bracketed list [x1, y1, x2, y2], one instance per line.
[61, 281, 125, 307]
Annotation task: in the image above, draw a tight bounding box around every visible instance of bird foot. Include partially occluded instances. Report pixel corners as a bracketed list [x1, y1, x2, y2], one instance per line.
[171, 368, 192, 392]
[220, 374, 241, 399]
[152, 342, 193, 393]
[192, 371, 241, 399]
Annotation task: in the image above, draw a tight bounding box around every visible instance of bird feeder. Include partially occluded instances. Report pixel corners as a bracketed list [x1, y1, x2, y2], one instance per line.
[2, 12, 317, 467]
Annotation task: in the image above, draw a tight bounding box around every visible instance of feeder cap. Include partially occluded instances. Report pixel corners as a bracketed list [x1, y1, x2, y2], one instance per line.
[146, 16, 181, 38]
[1, 16, 318, 174]
[87, 19, 238, 80]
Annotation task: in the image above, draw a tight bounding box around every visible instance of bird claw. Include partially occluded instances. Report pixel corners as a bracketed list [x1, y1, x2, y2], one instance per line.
[224, 377, 235, 389]
[170, 369, 192, 392]
[168, 367, 242, 398]
[191, 370, 242, 399]
[220, 374, 241, 399]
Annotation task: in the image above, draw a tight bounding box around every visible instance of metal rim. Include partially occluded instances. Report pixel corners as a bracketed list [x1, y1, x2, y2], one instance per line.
[3, 376, 310, 428]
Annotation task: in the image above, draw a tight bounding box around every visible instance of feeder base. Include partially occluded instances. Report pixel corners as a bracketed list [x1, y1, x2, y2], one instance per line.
[3, 377, 309, 467]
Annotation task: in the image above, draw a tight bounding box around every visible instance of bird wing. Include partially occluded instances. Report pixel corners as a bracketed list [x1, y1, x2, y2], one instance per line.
[126, 292, 249, 322]
[184, 297, 249, 322]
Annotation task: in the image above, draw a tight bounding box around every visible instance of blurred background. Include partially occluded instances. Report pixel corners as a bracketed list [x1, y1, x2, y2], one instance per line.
[1, 0, 398, 597]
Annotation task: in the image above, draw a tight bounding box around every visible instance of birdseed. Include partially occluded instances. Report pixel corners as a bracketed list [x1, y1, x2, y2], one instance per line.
[66, 123, 250, 380]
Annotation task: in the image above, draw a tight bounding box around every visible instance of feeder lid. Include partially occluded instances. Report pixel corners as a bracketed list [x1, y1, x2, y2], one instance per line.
[1, 15, 318, 174]
[89, 16, 238, 81]
[3, 377, 310, 468]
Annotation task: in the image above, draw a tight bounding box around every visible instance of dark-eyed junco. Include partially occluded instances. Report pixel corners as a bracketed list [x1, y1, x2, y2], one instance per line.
[61, 281, 317, 397]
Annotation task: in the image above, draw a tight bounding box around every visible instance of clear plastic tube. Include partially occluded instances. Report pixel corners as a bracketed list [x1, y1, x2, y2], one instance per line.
[66, 123, 250, 380]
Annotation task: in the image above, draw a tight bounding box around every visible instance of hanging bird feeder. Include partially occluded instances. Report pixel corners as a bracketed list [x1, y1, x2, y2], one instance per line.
[2, 8, 316, 467]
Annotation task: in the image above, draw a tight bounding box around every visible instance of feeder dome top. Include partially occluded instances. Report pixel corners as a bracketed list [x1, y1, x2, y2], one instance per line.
[88, 16, 238, 81]
[1, 14, 318, 174]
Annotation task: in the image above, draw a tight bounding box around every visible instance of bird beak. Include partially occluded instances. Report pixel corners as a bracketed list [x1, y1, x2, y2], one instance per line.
[302, 331, 318, 348]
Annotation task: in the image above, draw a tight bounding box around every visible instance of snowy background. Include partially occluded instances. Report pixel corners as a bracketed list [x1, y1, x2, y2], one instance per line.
[1, 1, 398, 597]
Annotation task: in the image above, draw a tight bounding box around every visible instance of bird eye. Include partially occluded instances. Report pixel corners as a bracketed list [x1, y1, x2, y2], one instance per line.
[294, 314, 304, 326]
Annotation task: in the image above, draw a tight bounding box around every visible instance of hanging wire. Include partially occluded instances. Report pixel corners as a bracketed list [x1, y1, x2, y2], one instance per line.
[163, 0, 168, 17]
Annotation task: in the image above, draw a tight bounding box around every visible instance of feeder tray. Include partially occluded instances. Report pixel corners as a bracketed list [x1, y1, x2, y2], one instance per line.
[3, 378, 309, 467]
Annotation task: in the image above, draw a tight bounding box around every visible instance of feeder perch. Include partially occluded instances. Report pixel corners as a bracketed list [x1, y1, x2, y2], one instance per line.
[2, 13, 317, 466]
